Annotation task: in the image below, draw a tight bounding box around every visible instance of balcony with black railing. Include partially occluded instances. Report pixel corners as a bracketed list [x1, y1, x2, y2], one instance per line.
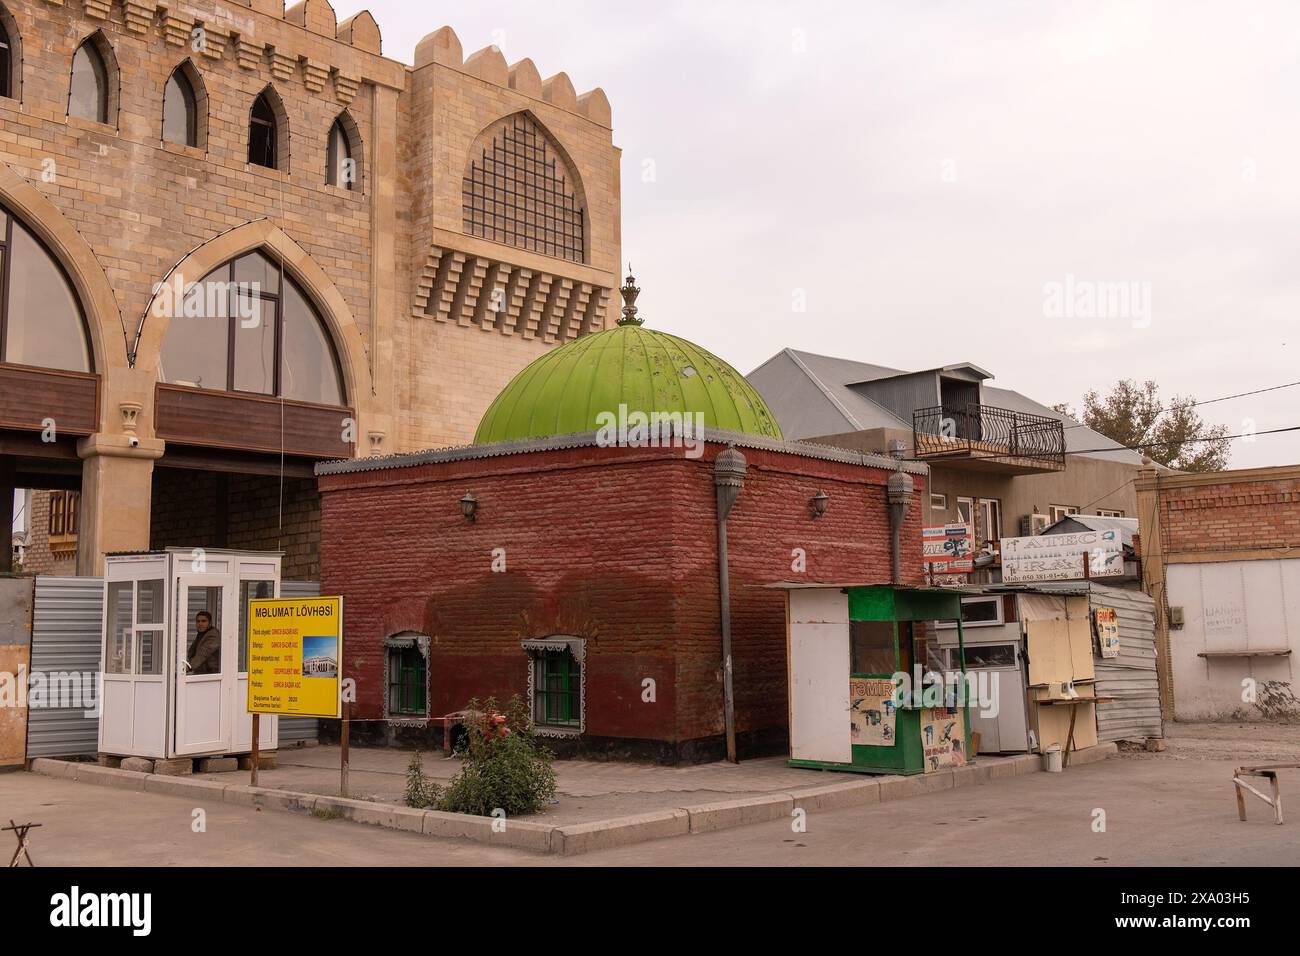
[913, 403, 1066, 473]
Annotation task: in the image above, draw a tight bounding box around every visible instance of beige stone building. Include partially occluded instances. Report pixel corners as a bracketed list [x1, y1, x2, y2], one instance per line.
[0, 0, 621, 580]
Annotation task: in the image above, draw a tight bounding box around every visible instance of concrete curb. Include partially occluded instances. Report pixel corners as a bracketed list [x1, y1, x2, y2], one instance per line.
[26, 744, 1118, 857]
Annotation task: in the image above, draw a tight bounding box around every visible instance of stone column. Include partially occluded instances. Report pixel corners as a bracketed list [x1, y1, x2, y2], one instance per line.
[76, 434, 165, 576]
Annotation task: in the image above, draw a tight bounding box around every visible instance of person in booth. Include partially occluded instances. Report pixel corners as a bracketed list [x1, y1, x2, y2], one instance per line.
[185, 610, 222, 675]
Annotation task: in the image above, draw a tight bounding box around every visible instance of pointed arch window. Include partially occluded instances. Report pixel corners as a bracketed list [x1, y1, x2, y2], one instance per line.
[159, 249, 344, 406]
[0, 12, 14, 101]
[249, 91, 280, 169]
[463, 113, 586, 263]
[69, 37, 110, 124]
[325, 117, 355, 190]
[163, 65, 199, 148]
[0, 205, 93, 373]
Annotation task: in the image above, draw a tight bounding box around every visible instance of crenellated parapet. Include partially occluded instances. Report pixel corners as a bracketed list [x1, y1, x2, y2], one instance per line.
[413, 24, 612, 128]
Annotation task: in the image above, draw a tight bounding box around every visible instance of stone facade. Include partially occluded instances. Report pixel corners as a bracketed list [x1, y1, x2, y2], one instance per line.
[0, 0, 621, 574]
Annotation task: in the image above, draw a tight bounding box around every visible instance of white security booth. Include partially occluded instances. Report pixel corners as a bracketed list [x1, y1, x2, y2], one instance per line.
[99, 549, 281, 760]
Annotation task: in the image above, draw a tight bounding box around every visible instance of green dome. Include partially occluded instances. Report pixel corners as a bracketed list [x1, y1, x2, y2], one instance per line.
[474, 324, 783, 444]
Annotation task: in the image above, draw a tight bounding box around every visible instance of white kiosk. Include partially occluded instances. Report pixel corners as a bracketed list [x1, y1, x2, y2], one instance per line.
[98, 549, 281, 760]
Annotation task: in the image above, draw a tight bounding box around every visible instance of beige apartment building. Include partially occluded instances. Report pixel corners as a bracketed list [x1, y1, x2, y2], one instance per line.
[748, 350, 1144, 562]
[0, 0, 621, 579]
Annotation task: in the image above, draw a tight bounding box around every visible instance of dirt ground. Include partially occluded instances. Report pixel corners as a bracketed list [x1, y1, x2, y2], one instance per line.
[1125, 720, 1300, 763]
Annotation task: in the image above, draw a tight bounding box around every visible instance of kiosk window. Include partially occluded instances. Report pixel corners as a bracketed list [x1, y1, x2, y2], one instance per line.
[850, 621, 896, 676]
[106, 583, 133, 675]
[239, 580, 275, 673]
[138, 579, 164, 625]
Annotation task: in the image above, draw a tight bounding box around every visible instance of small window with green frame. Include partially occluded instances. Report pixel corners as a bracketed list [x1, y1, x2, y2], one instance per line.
[531, 646, 582, 730]
[386, 642, 427, 718]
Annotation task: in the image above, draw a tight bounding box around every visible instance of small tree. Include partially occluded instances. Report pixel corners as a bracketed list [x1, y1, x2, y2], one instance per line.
[1055, 379, 1231, 472]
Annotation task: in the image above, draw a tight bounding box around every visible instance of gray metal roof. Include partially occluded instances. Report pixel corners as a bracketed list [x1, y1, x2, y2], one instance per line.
[315, 426, 930, 477]
[1039, 514, 1140, 548]
[748, 348, 1144, 464]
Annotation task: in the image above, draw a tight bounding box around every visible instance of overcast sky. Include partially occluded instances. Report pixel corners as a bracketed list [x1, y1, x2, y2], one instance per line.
[338, 0, 1299, 468]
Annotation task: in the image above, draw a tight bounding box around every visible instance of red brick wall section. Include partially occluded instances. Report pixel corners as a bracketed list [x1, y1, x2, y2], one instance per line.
[318, 444, 925, 745]
[1158, 476, 1300, 557]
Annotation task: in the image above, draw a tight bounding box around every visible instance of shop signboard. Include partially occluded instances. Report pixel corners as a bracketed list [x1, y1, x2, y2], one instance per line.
[923, 524, 975, 573]
[1001, 529, 1123, 583]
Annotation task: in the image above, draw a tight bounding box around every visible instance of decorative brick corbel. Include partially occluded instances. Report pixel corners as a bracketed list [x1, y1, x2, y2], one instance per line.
[84, 0, 113, 19]
[198, 25, 229, 61]
[300, 57, 329, 94]
[162, 9, 195, 47]
[235, 36, 261, 72]
[123, 0, 155, 33]
[334, 71, 360, 106]
[269, 49, 296, 83]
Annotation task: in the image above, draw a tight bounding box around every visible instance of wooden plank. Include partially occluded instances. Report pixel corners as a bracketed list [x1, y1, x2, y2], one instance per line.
[155, 384, 354, 460]
[0, 364, 99, 436]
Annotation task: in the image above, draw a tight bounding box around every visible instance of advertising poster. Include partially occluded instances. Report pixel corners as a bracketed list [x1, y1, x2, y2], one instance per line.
[247, 597, 343, 719]
[919, 707, 967, 773]
[849, 678, 897, 747]
[1094, 606, 1121, 658]
[923, 524, 975, 573]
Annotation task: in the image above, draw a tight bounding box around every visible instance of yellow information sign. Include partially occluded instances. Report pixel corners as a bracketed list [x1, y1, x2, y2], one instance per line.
[247, 597, 343, 718]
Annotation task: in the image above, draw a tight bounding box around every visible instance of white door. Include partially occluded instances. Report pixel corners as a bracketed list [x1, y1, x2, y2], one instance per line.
[232, 574, 280, 754]
[98, 576, 169, 758]
[788, 589, 853, 764]
[173, 575, 234, 757]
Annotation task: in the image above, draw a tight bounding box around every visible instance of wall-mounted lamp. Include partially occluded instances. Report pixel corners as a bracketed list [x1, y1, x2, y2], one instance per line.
[459, 493, 479, 523]
[810, 490, 830, 519]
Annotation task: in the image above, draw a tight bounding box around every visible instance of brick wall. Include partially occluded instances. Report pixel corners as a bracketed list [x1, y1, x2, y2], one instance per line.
[20, 491, 77, 575]
[151, 468, 319, 579]
[318, 443, 925, 758]
[1157, 475, 1300, 557]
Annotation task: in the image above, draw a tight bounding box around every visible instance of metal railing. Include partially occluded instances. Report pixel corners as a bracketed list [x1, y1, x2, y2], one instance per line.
[913, 403, 1065, 467]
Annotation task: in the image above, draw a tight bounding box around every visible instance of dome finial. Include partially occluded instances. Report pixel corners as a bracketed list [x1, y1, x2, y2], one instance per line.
[619, 265, 644, 327]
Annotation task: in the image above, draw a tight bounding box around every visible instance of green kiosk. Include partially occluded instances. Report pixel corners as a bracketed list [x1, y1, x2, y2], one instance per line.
[780, 583, 973, 776]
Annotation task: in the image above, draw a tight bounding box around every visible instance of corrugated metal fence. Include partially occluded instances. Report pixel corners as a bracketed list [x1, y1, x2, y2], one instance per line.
[1089, 583, 1163, 741]
[25, 576, 322, 758]
[26, 577, 104, 758]
[278, 580, 321, 745]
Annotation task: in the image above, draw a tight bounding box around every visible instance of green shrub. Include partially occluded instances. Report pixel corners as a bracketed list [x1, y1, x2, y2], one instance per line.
[437, 695, 557, 817]
[404, 750, 442, 809]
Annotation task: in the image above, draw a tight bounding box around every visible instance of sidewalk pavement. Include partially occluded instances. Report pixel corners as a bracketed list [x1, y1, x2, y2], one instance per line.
[28, 743, 1117, 856]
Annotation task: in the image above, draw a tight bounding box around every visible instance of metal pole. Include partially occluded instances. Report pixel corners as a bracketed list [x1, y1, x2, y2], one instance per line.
[340, 701, 350, 797]
[250, 713, 260, 787]
[717, 514, 737, 764]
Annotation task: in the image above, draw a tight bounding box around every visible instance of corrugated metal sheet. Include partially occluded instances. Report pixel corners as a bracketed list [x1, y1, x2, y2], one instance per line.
[1024, 581, 1163, 741]
[26, 576, 104, 758]
[278, 580, 321, 744]
[1088, 584, 1163, 741]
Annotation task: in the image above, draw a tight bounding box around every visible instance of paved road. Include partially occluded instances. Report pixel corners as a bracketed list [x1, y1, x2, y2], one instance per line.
[2, 753, 1297, 866]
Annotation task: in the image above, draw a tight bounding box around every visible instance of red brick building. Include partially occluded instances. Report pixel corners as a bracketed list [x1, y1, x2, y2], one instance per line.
[318, 436, 926, 761]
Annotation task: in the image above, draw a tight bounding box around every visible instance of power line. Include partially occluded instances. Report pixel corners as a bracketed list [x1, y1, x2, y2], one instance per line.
[1062, 380, 1300, 431]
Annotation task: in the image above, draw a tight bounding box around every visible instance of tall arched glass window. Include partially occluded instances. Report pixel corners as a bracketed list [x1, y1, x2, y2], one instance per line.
[325, 118, 353, 189]
[0, 17, 12, 100]
[160, 250, 344, 406]
[249, 92, 278, 169]
[69, 38, 109, 123]
[0, 205, 93, 372]
[163, 66, 198, 147]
